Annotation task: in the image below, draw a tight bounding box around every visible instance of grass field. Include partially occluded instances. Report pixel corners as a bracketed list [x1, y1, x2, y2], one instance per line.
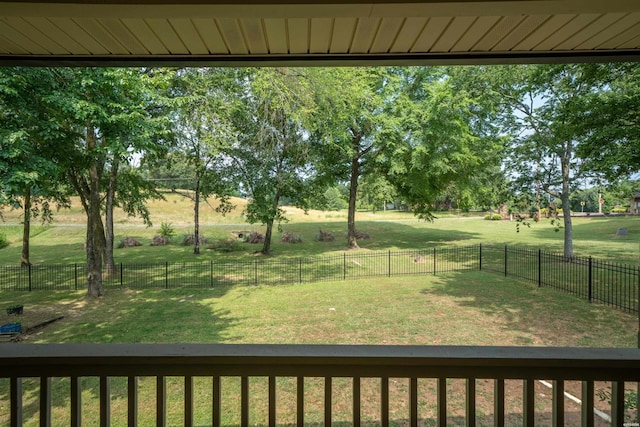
[0, 273, 637, 426]
[1, 192, 639, 265]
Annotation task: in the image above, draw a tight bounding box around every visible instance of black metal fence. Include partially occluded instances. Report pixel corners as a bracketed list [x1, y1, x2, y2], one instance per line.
[1, 244, 638, 314]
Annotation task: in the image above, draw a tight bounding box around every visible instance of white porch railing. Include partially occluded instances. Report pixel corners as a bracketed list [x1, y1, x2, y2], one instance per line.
[1, 344, 639, 426]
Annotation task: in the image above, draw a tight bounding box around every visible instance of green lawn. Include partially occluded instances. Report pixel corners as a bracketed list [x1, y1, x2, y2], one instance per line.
[0, 273, 637, 426]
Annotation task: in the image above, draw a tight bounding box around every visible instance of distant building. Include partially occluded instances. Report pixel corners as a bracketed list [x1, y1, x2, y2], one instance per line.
[631, 192, 640, 214]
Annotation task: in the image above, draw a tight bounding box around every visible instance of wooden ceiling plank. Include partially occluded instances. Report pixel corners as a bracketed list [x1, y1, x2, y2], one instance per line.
[0, 19, 48, 54]
[390, 17, 427, 53]
[410, 17, 451, 52]
[100, 18, 148, 54]
[193, 18, 228, 54]
[470, 15, 525, 51]
[241, 18, 268, 54]
[556, 13, 626, 49]
[534, 14, 600, 50]
[370, 17, 403, 53]
[576, 12, 640, 49]
[122, 18, 168, 54]
[330, 17, 355, 53]
[451, 15, 499, 52]
[2, 17, 65, 54]
[310, 17, 332, 53]
[264, 18, 288, 54]
[492, 15, 549, 51]
[170, 18, 208, 54]
[217, 18, 248, 55]
[514, 14, 575, 51]
[350, 17, 380, 53]
[50, 18, 109, 54]
[598, 20, 640, 48]
[25, 17, 88, 54]
[74, 17, 128, 54]
[146, 18, 189, 54]
[432, 15, 477, 52]
[0, 34, 29, 54]
[619, 33, 640, 48]
[287, 18, 309, 54]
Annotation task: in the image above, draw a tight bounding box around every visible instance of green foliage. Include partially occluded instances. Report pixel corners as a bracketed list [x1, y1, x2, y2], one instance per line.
[322, 187, 347, 211]
[159, 222, 176, 240]
[596, 387, 637, 411]
[0, 232, 7, 249]
[484, 214, 502, 221]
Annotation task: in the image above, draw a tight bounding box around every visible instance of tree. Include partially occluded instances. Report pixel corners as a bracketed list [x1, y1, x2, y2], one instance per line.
[0, 68, 72, 266]
[310, 68, 394, 248]
[164, 68, 238, 254]
[221, 68, 318, 254]
[385, 67, 503, 221]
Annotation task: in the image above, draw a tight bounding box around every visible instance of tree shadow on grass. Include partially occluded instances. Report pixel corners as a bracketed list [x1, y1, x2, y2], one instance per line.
[0, 287, 240, 425]
[420, 271, 637, 348]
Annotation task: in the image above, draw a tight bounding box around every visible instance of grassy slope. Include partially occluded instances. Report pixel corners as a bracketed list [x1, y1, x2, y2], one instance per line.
[1, 192, 639, 264]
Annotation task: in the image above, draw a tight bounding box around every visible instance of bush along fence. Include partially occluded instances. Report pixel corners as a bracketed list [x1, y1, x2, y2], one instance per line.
[1, 244, 638, 314]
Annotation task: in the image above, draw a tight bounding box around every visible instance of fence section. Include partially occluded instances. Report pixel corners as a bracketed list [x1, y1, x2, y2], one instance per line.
[1, 245, 638, 314]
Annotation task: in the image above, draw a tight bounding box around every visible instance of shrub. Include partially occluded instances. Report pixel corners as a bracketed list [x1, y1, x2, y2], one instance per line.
[484, 214, 502, 221]
[159, 222, 176, 241]
[245, 231, 264, 244]
[150, 235, 170, 246]
[315, 229, 335, 242]
[281, 231, 302, 243]
[118, 237, 142, 248]
[208, 238, 243, 252]
[0, 232, 7, 249]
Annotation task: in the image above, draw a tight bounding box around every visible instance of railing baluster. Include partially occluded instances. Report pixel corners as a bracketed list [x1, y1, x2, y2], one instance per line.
[100, 376, 110, 427]
[71, 376, 81, 427]
[581, 381, 594, 427]
[212, 376, 221, 427]
[353, 377, 361, 427]
[40, 377, 51, 427]
[296, 377, 304, 427]
[410, 378, 418, 427]
[10, 377, 22, 427]
[523, 379, 534, 427]
[268, 376, 276, 427]
[437, 377, 447, 427]
[494, 379, 505, 427]
[241, 376, 249, 427]
[466, 378, 476, 426]
[324, 377, 332, 427]
[184, 376, 193, 427]
[128, 376, 137, 427]
[552, 380, 564, 427]
[156, 376, 166, 427]
[611, 381, 625, 427]
[381, 377, 389, 427]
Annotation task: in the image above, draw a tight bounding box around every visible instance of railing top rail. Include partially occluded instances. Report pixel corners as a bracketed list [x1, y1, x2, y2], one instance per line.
[2, 344, 639, 380]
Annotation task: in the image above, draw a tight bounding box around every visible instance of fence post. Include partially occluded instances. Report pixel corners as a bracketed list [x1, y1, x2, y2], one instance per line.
[504, 245, 508, 277]
[538, 249, 541, 287]
[589, 257, 593, 302]
[343, 253, 346, 280]
[120, 263, 123, 289]
[165, 261, 169, 289]
[433, 247, 437, 275]
[74, 264, 78, 291]
[479, 244, 482, 271]
[28, 264, 32, 292]
[299, 258, 303, 284]
[254, 260, 258, 285]
[388, 250, 391, 277]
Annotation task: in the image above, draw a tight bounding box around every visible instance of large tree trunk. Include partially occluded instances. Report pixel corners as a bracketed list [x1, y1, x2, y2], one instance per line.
[104, 157, 119, 277]
[86, 127, 105, 297]
[194, 182, 200, 255]
[561, 141, 574, 260]
[262, 190, 281, 255]
[346, 131, 363, 249]
[20, 186, 31, 267]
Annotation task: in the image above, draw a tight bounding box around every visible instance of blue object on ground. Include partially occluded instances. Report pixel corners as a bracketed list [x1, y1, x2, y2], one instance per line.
[0, 323, 22, 333]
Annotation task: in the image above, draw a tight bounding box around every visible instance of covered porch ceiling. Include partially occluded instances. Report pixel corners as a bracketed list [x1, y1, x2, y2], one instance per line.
[1, 0, 640, 66]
